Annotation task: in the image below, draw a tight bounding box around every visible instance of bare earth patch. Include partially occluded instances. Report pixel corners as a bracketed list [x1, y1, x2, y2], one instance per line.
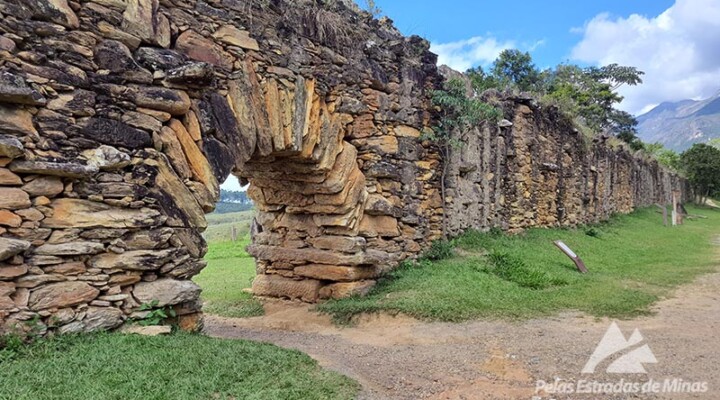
[205, 242, 720, 399]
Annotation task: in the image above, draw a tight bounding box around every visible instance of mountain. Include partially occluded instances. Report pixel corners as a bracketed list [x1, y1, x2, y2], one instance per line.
[636, 90, 720, 152]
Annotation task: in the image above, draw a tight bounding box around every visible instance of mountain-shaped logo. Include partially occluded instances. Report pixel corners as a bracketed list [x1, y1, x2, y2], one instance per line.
[582, 322, 657, 374]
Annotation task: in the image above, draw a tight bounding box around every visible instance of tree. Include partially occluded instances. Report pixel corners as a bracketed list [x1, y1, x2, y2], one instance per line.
[680, 144, 720, 203]
[609, 110, 643, 151]
[490, 49, 542, 92]
[466, 66, 501, 94]
[544, 62, 644, 147]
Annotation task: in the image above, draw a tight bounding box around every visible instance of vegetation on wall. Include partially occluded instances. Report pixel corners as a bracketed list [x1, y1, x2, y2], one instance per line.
[466, 50, 645, 150]
[428, 77, 502, 236]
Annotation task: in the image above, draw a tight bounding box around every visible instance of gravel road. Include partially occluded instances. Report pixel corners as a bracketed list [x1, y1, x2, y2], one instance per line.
[205, 242, 720, 400]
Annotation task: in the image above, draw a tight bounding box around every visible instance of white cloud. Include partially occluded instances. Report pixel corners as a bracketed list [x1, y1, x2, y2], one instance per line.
[571, 0, 720, 115]
[431, 36, 515, 72]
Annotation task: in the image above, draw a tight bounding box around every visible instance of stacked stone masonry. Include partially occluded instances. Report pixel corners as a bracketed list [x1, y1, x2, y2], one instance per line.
[0, 0, 685, 335]
[444, 91, 689, 235]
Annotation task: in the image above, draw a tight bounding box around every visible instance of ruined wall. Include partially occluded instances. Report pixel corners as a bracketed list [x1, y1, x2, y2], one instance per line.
[0, 0, 442, 335]
[444, 93, 689, 235]
[0, 0, 686, 336]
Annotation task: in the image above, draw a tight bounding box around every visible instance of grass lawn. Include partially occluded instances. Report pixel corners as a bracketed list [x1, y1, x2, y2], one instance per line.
[0, 333, 358, 400]
[194, 240, 264, 318]
[318, 205, 720, 323]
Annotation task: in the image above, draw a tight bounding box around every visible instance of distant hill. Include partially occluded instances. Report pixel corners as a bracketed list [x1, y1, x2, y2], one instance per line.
[636, 91, 720, 152]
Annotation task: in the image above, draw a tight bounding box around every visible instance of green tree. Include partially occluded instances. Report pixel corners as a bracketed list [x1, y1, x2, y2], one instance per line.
[680, 143, 720, 203]
[466, 66, 501, 94]
[491, 49, 542, 92]
[544, 62, 644, 147]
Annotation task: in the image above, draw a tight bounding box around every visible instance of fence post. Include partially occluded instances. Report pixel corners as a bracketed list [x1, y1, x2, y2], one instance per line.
[231, 225, 237, 242]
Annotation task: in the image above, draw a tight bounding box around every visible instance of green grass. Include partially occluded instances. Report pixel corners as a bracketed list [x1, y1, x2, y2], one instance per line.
[194, 240, 263, 318]
[318, 205, 720, 323]
[0, 333, 358, 400]
[203, 210, 255, 243]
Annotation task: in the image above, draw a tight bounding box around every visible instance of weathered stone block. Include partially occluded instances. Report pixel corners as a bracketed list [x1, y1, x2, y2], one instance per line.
[42, 199, 162, 229]
[318, 281, 377, 300]
[28, 281, 99, 310]
[133, 279, 201, 307]
[34, 241, 105, 256]
[212, 26, 259, 50]
[294, 265, 377, 282]
[89, 249, 176, 271]
[0, 188, 31, 210]
[252, 274, 321, 302]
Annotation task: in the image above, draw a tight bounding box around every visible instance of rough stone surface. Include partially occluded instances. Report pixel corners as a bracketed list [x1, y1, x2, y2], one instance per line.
[133, 279, 201, 307]
[0, 238, 30, 262]
[0, 136, 24, 159]
[0, 0, 689, 336]
[42, 199, 162, 229]
[0, 188, 31, 210]
[121, 325, 172, 336]
[252, 274, 322, 303]
[28, 282, 99, 311]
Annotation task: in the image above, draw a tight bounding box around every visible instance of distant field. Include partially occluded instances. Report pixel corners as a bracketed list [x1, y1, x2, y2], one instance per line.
[203, 209, 255, 243]
[214, 202, 253, 214]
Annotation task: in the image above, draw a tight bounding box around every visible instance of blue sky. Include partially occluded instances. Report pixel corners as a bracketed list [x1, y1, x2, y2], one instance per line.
[377, 0, 673, 70]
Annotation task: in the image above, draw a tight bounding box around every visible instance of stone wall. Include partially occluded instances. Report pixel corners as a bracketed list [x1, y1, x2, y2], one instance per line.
[0, 0, 443, 335]
[444, 92, 689, 235]
[0, 0, 685, 336]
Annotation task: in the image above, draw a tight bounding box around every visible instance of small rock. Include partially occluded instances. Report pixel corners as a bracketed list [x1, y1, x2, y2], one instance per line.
[133, 87, 191, 116]
[21, 176, 64, 197]
[81, 146, 131, 171]
[212, 25, 259, 51]
[0, 188, 31, 210]
[0, 105, 37, 137]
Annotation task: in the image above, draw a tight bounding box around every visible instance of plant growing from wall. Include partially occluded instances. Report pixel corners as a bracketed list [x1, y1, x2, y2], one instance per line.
[133, 300, 177, 327]
[428, 77, 501, 237]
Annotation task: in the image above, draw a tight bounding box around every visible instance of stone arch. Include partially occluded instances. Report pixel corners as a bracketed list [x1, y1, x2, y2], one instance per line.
[0, 0, 442, 333]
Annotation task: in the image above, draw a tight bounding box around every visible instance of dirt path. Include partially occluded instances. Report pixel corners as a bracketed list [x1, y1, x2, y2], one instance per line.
[205, 243, 720, 400]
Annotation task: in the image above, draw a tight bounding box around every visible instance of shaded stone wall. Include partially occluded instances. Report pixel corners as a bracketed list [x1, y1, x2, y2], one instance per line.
[0, 0, 442, 335]
[0, 0, 685, 336]
[444, 94, 689, 235]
